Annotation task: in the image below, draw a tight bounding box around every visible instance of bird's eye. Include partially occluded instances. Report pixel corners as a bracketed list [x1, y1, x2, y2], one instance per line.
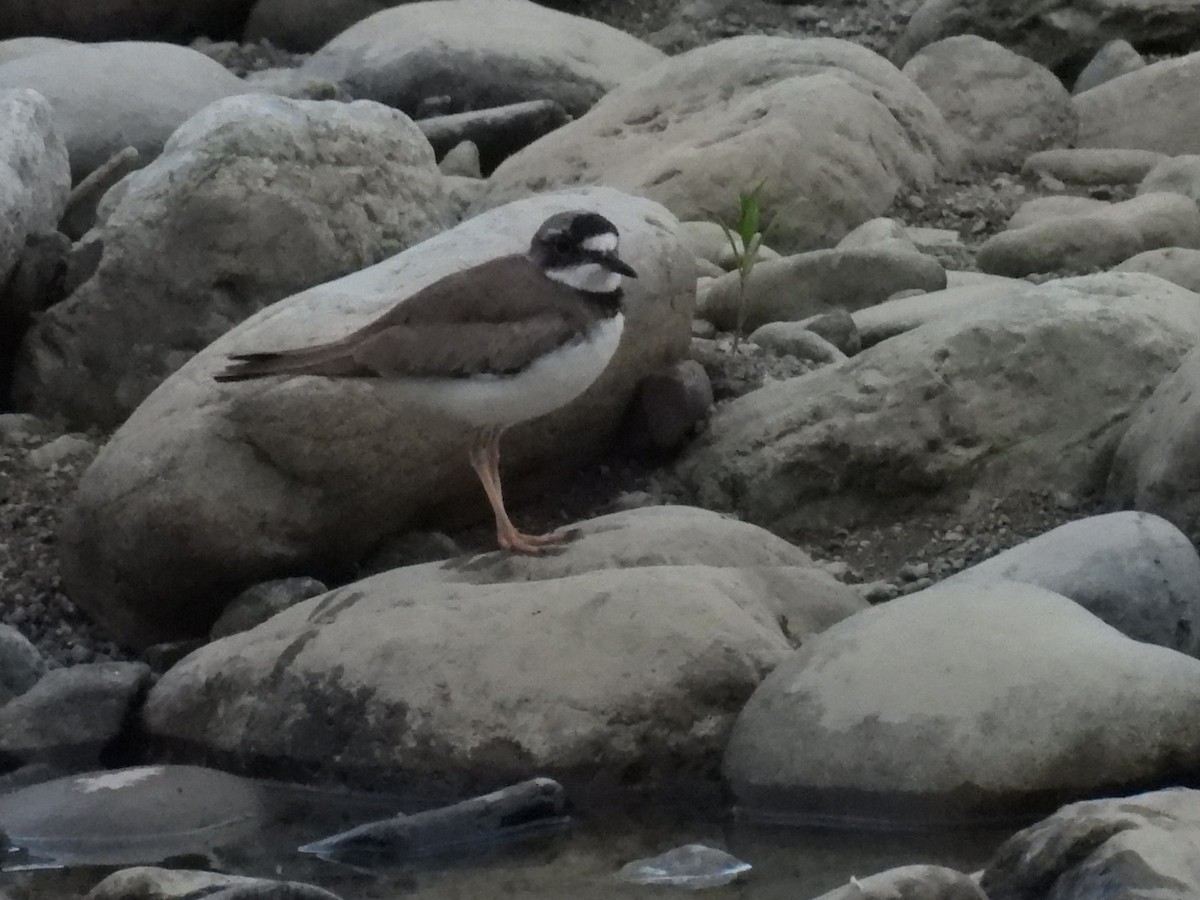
[553, 236, 572, 252]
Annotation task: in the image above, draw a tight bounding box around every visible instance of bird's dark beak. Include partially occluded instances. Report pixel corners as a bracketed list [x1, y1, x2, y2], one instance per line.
[602, 255, 638, 278]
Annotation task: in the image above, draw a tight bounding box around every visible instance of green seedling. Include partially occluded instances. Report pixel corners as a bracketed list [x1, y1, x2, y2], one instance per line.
[712, 180, 768, 352]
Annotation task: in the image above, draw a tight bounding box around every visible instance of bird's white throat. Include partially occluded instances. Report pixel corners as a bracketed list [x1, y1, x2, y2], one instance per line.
[545, 262, 622, 293]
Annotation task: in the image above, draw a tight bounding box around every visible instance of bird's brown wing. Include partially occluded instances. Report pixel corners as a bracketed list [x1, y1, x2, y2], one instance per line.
[216, 256, 600, 382]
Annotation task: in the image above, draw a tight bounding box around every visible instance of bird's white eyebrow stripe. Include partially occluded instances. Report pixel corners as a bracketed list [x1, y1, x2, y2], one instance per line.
[581, 233, 618, 253]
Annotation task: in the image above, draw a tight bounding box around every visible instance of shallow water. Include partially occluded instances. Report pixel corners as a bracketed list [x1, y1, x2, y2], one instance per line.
[0, 780, 1010, 899]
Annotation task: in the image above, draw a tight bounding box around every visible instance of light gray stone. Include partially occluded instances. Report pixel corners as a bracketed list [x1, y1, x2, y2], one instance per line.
[1022, 148, 1167, 186]
[945, 512, 1200, 657]
[59, 188, 696, 649]
[894, 0, 1200, 75]
[0, 89, 69, 289]
[902, 35, 1076, 168]
[835, 216, 915, 252]
[483, 36, 959, 251]
[725, 580, 1200, 825]
[437, 140, 481, 179]
[1138, 153, 1200, 203]
[0, 42, 248, 181]
[14, 94, 453, 430]
[677, 273, 1200, 535]
[852, 278, 1029, 346]
[0, 662, 152, 766]
[1005, 195, 1109, 230]
[979, 193, 1200, 277]
[981, 788, 1200, 900]
[1072, 38, 1146, 94]
[697, 245, 946, 332]
[26, 434, 95, 468]
[87, 867, 278, 900]
[0, 38, 75, 67]
[679, 220, 781, 270]
[812, 866, 986, 900]
[1115, 246, 1200, 293]
[299, 0, 664, 118]
[418, 100, 570, 177]
[1075, 51, 1200, 154]
[747, 323, 848, 364]
[142, 507, 864, 788]
[210, 577, 328, 640]
[1108, 342, 1200, 537]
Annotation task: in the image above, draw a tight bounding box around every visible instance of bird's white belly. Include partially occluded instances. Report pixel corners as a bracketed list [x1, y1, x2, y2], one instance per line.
[396, 314, 624, 428]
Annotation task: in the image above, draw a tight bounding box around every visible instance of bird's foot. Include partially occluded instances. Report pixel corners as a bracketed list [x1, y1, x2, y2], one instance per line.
[498, 528, 565, 554]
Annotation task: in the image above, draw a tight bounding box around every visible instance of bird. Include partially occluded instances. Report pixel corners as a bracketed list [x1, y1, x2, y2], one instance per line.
[215, 210, 639, 554]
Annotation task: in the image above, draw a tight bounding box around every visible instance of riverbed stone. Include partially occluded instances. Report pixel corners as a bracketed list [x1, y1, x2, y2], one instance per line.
[417, 100, 571, 177]
[13, 94, 453, 430]
[724, 580, 1200, 825]
[483, 36, 959, 251]
[1022, 148, 1167, 186]
[1075, 51, 1200, 154]
[1108, 343, 1200, 538]
[677, 273, 1200, 539]
[0, 662, 151, 768]
[1115, 247, 1200, 293]
[1072, 38, 1146, 94]
[0, 42, 248, 181]
[1138, 153, 1200, 203]
[981, 788, 1200, 900]
[893, 0, 1200, 75]
[142, 509, 863, 789]
[88, 868, 341, 900]
[812, 866, 986, 900]
[0, 38, 76, 67]
[851, 277, 1028, 346]
[0, 766, 268, 867]
[0, 625, 46, 705]
[747, 324, 847, 365]
[299, 0, 664, 118]
[0, 89, 69, 292]
[901, 35, 1076, 168]
[697, 245, 946, 332]
[945, 512, 1200, 657]
[59, 188, 695, 649]
[979, 193, 1200, 277]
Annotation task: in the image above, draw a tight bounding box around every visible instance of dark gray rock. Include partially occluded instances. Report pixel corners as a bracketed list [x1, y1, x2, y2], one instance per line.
[418, 100, 571, 176]
[795, 308, 860, 355]
[631, 360, 714, 453]
[210, 577, 328, 640]
[0, 625, 46, 705]
[0, 662, 151, 766]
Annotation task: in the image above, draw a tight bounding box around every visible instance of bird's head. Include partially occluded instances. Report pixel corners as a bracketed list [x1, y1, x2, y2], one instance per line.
[528, 211, 639, 294]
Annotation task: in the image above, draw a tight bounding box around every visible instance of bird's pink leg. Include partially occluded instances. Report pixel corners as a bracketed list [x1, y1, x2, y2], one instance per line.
[467, 427, 562, 554]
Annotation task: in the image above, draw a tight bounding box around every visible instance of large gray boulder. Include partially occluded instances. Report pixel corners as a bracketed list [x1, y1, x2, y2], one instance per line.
[60, 188, 696, 649]
[1108, 343, 1200, 538]
[982, 788, 1200, 900]
[901, 35, 1076, 169]
[142, 507, 864, 789]
[0, 42, 249, 181]
[676, 273, 1200, 537]
[945, 512, 1200, 657]
[0, 89, 69, 289]
[1075, 51, 1200, 154]
[894, 0, 1200, 75]
[1115, 246, 1200, 293]
[13, 94, 454, 430]
[482, 37, 959, 252]
[298, 0, 664, 118]
[724, 580, 1200, 825]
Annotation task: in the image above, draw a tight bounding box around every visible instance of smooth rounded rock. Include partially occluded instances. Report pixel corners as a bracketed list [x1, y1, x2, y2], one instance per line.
[1022, 148, 1167, 186]
[812, 865, 986, 900]
[902, 35, 1076, 168]
[1075, 51, 1200, 154]
[747, 323, 848, 364]
[0, 42, 248, 181]
[1138, 153, 1200, 203]
[484, 36, 959, 251]
[14, 93, 454, 429]
[945, 512, 1200, 657]
[1115, 246, 1200, 293]
[724, 580, 1200, 825]
[59, 188, 695, 648]
[1072, 38, 1146, 94]
[299, 0, 664, 117]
